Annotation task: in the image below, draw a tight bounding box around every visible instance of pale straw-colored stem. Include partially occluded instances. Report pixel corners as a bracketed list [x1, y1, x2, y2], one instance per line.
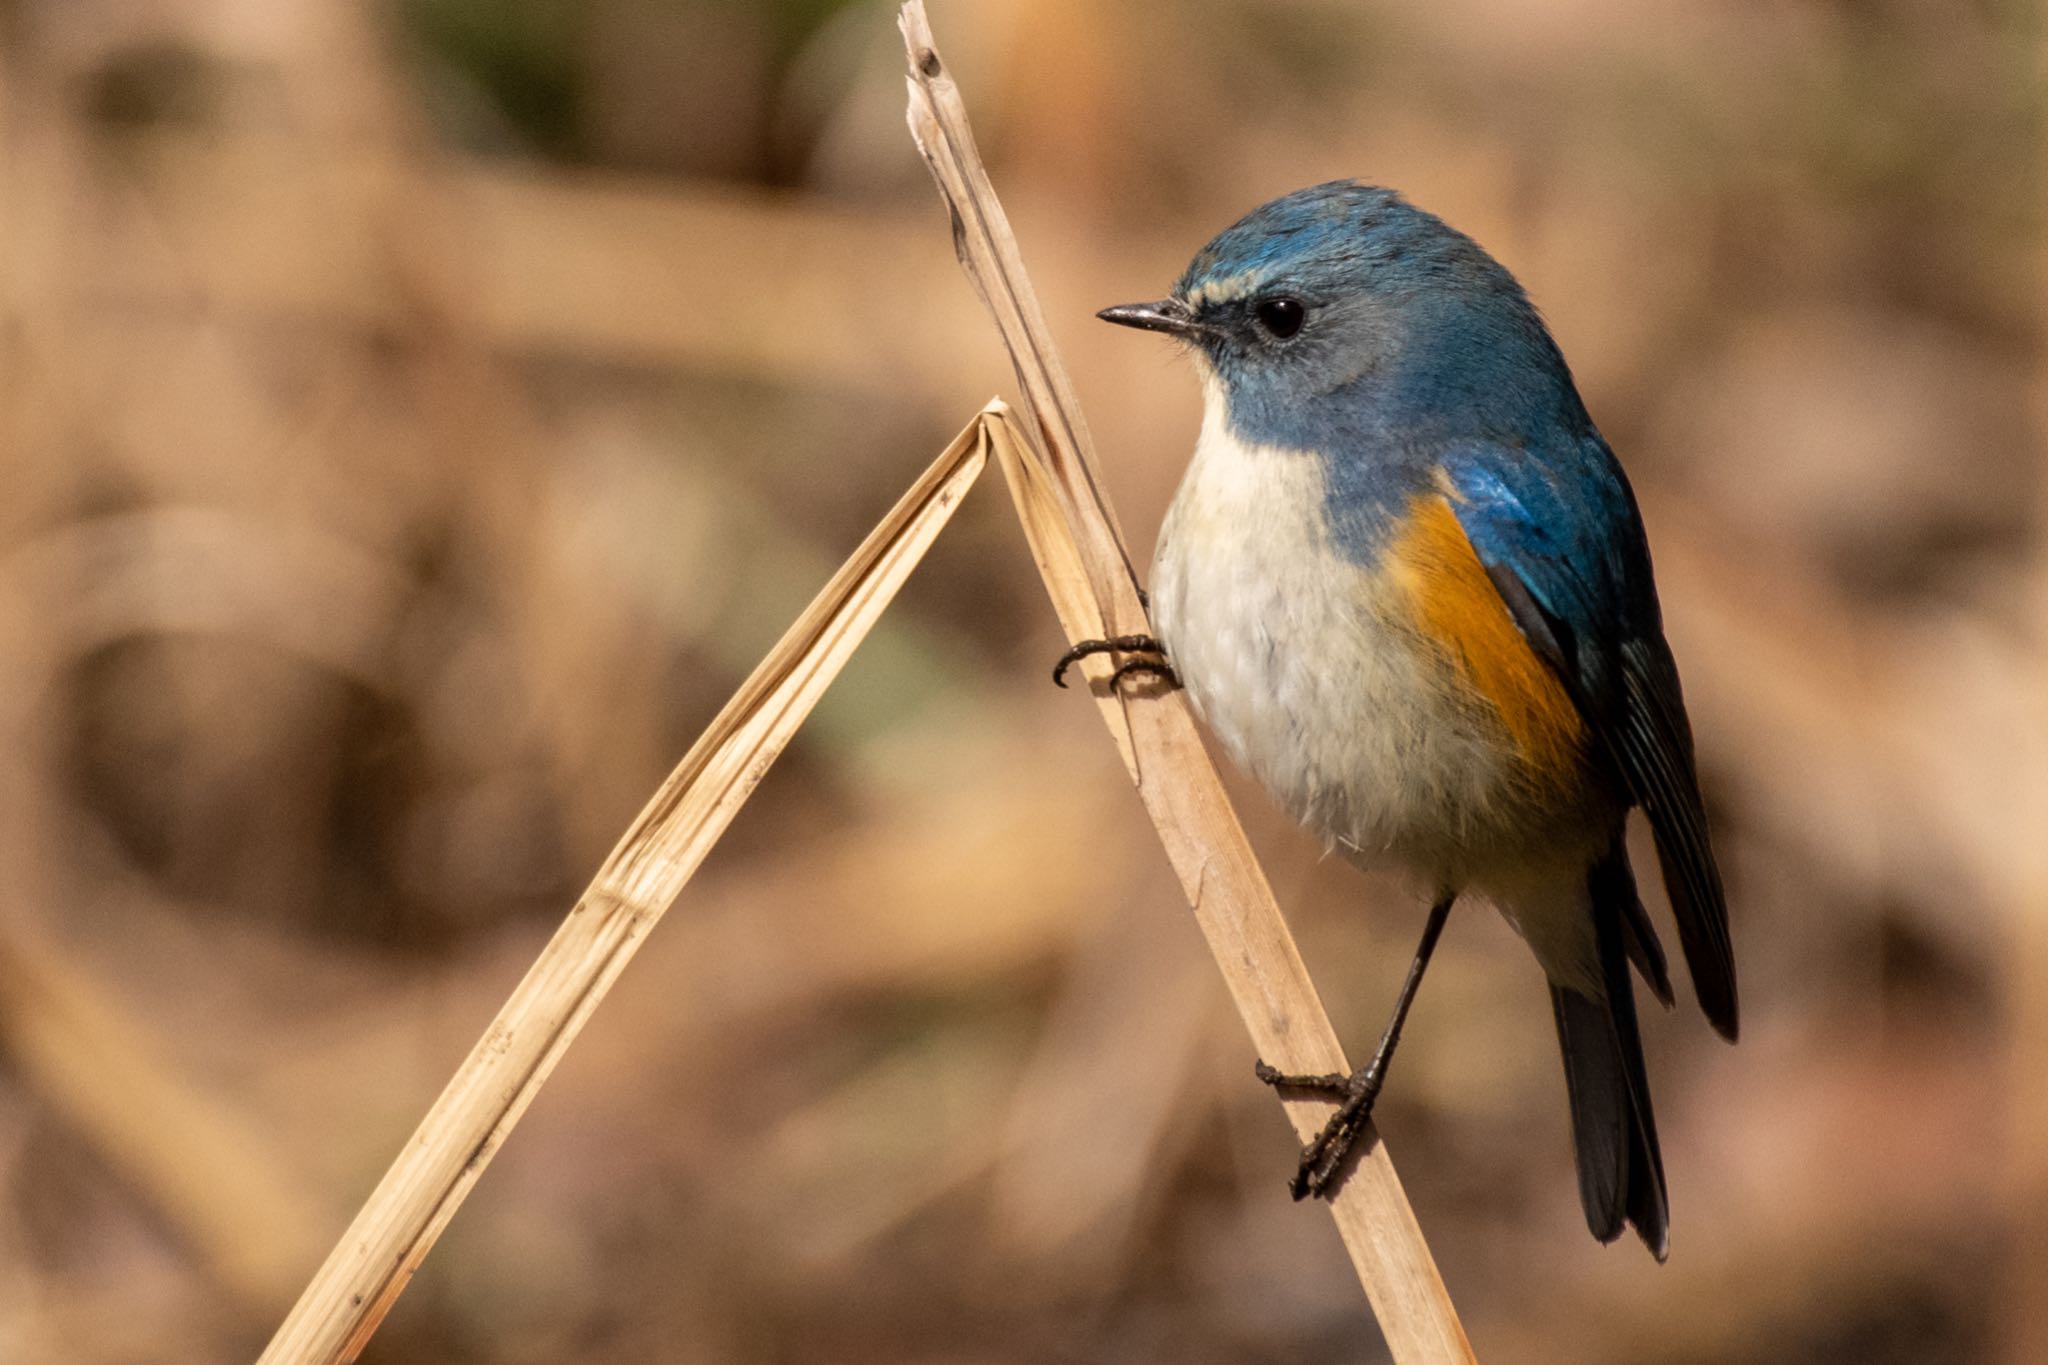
[257, 419, 989, 1364]
[900, 5, 1472, 1360]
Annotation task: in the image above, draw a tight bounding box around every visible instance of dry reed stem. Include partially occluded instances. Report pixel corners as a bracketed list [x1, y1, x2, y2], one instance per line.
[901, 6, 1472, 1360]
[258, 419, 989, 1365]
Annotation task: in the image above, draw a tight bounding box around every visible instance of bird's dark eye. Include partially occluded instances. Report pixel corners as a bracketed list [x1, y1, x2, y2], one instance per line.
[1254, 298, 1306, 339]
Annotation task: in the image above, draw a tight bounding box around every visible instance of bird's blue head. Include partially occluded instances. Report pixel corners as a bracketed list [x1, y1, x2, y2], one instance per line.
[1101, 181, 1591, 451]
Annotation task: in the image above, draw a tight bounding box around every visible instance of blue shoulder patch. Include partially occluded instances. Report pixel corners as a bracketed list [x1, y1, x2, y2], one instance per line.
[1438, 436, 1651, 713]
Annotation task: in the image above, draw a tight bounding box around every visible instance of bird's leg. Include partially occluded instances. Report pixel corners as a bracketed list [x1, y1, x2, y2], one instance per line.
[1051, 634, 1179, 692]
[1256, 893, 1456, 1200]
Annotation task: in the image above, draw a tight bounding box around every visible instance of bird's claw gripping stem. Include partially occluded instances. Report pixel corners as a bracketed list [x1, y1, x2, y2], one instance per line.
[1051, 634, 1180, 692]
[1256, 1059, 1386, 1200]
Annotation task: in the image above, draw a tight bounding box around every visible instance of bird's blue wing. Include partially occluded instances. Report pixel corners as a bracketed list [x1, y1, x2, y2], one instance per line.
[1441, 439, 1737, 1040]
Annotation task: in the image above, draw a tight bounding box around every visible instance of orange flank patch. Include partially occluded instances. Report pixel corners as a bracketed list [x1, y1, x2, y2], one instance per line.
[1387, 494, 1587, 781]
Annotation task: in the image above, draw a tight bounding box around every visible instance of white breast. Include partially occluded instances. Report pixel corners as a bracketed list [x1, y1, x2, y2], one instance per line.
[1148, 376, 1598, 896]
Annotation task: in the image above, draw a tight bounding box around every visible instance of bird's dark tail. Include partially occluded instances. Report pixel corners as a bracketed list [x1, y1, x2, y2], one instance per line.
[1550, 849, 1669, 1260]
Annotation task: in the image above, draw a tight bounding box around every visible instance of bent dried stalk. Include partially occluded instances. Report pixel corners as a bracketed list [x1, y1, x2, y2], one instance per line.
[259, 418, 989, 1365]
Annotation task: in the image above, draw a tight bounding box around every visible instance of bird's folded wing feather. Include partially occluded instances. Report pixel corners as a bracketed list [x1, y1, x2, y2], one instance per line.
[1440, 441, 1737, 1039]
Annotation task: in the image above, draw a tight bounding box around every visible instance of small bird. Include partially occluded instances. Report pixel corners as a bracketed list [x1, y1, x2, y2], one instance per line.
[1061, 181, 1736, 1258]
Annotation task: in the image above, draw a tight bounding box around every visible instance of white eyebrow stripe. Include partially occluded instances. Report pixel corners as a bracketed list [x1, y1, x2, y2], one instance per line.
[1185, 269, 1265, 307]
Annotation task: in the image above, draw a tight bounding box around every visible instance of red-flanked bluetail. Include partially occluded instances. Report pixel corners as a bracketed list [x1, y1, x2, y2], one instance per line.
[1070, 181, 1736, 1259]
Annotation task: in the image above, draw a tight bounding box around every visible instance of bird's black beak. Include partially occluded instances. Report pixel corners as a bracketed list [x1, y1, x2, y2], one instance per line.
[1097, 297, 1204, 338]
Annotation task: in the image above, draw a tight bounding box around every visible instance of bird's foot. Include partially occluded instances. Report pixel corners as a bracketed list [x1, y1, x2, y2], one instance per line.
[1051, 634, 1179, 692]
[1254, 1059, 1385, 1200]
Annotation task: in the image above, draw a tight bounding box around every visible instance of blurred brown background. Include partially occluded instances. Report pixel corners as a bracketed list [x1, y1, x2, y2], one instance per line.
[0, 0, 2041, 1361]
